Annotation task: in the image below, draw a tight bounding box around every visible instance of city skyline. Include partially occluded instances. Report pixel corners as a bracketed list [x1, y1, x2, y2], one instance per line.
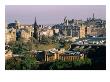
[6, 5, 106, 25]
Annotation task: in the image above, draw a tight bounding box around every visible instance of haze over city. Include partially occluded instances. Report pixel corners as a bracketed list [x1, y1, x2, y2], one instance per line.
[5, 5, 106, 70]
[5, 5, 106, 25]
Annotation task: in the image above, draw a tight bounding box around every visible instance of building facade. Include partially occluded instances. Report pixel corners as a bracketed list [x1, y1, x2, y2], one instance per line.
[79, 24, 86, 38]
[45, 49, 84, 62]
[6, 20, 33, 43]
[5, 28, 16, 44]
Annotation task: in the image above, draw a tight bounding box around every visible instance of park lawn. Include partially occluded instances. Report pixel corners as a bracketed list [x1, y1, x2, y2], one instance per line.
[35, 42, 71, 51]
[35, 43, 60, 51]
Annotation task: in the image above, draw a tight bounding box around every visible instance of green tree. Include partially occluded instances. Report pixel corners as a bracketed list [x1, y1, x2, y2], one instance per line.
[5, 58, 21, 70]
[20, 54, 39, 70]
[41, 35, 52, 44]
[73, 58, 92, 67]
[5, 54, 39, 70]
[49, 60, 65, 69]
[49, 58, 92, 70]
[10, 40, 33, 55]
[49, 60, 72, 70]
[29, 37, 39, 44]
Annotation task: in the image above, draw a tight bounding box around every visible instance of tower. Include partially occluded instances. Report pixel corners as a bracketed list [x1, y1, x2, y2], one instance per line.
[15, 20, 20, 29]
[64, 16, 67, 23]
[93, 13, 95, 20]
[64, 16, 68, 26]
[80, 24, 86, 38]
[33, 17, 39, 40]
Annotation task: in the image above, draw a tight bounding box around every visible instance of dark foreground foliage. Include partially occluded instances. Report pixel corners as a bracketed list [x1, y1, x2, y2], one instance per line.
[6, 57, 92, 70]
[38, 58, 92, 70]
[5, 55, 39, 70]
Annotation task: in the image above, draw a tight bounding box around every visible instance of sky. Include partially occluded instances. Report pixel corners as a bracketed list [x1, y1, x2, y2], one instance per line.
[5, 5, 106, 25]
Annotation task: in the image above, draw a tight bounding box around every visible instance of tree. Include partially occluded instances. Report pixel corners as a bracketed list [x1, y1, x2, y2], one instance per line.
[73, 58, 92, 67]
[10, 40, 33, 55]
[51, 34, 59, 43]
[5, 57, 21, 70]
[29, 37, 39, 44]
[49, 60, 65, 70]
[20, 54, 39, 70]
[5, 54, 39, 70]
[49, 60, 72, 70]
[41, 35, 51, 44]
[49, 58, 92, 70]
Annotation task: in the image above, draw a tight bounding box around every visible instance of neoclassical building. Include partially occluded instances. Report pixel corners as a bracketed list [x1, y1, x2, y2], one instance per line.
[45, 49, 84, 62]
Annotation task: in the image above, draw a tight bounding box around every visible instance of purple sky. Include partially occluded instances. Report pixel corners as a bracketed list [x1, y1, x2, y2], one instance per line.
[5, 5, 106, 25]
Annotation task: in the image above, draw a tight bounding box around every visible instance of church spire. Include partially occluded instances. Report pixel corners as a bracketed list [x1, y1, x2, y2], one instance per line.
[33, 17, 39, 40]
[34, 17, 37, 26]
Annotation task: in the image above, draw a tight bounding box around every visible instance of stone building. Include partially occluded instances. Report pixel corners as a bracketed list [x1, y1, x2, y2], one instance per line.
[45, 51, 58, 62]
[52, 17, 83, 41]
[20, 28, 32, 42]
[59, 54, 84, 61]
[5, 28, 16, 44]
[84, 13, 106, 37]
[85, 26, 106, 37]
[6, 20, 33, 43]
[45, 49, 84, 62]
[79, 24, 86, 38]
[39, 28, 54, 37]
[5, 50, 13, 60]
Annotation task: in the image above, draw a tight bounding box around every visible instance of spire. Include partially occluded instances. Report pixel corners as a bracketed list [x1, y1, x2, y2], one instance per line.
[64, 16, 67, 22]
[34, 17, 37, 26]
[93, 13, 94, 20]
[33, 17, 39, 40]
